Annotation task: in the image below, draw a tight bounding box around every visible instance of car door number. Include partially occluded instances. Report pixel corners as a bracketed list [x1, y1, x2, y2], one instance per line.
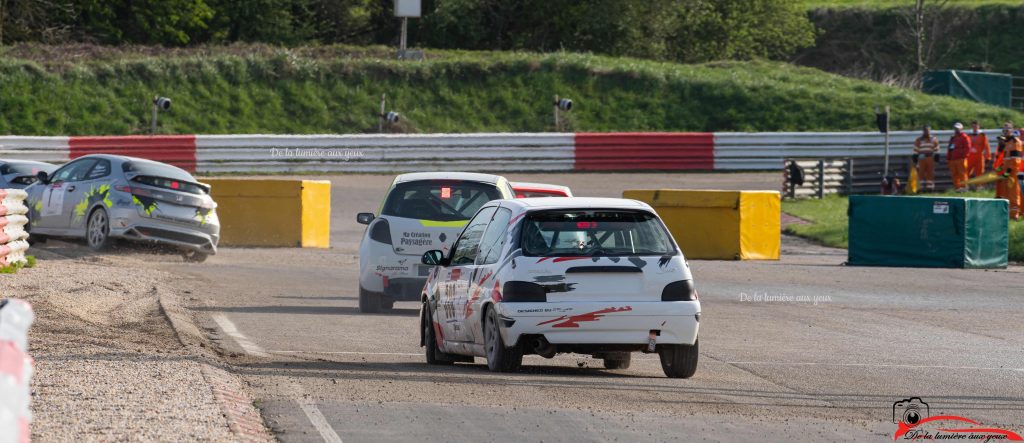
[41, 185, 65, 217]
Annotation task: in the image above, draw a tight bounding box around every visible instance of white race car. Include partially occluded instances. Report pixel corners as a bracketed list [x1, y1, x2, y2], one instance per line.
[356, 172, 516, 312]
[418, 197, 701, 378]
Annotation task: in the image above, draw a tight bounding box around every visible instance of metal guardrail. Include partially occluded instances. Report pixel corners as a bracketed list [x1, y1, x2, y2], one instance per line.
[783, 155, 959, 198]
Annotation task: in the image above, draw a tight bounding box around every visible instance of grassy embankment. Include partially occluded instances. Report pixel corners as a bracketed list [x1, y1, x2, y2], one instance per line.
[1, 44, 1022, 135]
[782, 191, 1024, 261]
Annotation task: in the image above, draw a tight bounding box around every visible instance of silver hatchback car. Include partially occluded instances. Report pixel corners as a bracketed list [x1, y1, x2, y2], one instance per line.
[25, 154, 220, 262]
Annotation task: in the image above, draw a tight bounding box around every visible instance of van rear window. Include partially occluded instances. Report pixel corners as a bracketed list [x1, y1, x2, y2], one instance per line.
[381, 180, 503, 221]
[520, 210, 676, 257]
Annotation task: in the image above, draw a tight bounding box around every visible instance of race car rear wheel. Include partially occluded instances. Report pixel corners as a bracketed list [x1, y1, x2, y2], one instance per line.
[602, 353, 632, 370]
[658, 338, 699, 379]
[484, 307, 522, 372]
[423, 303, 455, 365]
[358, 286, 382, 313]
[86, 208, 112, 251]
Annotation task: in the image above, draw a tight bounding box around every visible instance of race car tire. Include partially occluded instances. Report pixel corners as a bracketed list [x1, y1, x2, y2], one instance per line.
[25, 221, 46, 245]
[484, 307, 522, 372]
[182, 250, 209, 263]
[382, 296, 395, 311]
[603, 353, 632, 370]
[658, 338, 699, 379]
[358, 286, 383, 313]
[423, 303, 455, 365]
[86, 207, 112, 251]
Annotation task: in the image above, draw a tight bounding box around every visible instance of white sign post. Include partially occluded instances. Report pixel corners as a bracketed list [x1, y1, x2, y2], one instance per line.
[394, 0, 422, 60]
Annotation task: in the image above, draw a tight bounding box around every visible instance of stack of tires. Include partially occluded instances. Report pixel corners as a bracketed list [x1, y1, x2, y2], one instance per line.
[0, 299, 35, 443]
[0, 189, 30, 268]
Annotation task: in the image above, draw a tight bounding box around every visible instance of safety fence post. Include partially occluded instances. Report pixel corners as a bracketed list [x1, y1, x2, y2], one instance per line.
[817, 160, 825, 199]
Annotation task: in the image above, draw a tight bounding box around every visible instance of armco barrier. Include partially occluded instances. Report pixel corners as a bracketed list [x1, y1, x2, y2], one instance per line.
[0, 299, 35, 443]
[0, 129, 978, 173]
[203, 179, 330, 247]
[195, 134, 575, 173]
[70, 135, 197, 172]
[574, 132, 714, 170]
[0, 190, 30, 268]
[714, 130, 955, 170]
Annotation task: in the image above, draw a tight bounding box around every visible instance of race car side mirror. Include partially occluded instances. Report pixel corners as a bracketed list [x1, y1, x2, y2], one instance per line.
[356, 212, 375, 225]
[422, 250, 446, 266]
[36, 171, 49, 184]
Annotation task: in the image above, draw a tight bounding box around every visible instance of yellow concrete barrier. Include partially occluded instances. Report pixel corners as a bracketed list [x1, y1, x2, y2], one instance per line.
[204, 179, 330, 248]
[622, 189, 780, 260]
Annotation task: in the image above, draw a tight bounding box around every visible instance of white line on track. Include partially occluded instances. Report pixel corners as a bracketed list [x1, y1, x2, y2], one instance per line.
[723, 361, 1024, 372]
[268, 350, 421, 356]
[211, 314, 270, 358]
[299, 401, 344, 443]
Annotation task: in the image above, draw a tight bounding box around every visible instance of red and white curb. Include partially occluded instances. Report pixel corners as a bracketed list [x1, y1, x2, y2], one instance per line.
[201, 365, 274, 442]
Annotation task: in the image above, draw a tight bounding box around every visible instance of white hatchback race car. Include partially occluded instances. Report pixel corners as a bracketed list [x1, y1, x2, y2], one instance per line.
[418, 197, 701, 378]
[356, 172, 516, 312]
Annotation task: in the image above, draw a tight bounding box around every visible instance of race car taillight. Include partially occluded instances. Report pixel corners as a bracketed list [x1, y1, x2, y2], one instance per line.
[661, 280, 696, 301]
[369, 219, 392, 245]
[501, 281, 547, 303]
[114, 185, 152, 197]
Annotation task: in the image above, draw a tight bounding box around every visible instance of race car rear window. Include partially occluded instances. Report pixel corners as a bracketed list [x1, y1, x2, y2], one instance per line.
[123, 161, 207, 195]
[381, 180, 504, 222]
[520, 210, 676, 257]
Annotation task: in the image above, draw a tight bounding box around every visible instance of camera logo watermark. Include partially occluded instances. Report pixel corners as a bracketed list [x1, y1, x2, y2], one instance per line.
[892, 397, 1021, 441]
[739, 291, 831, 305]
[270, 147, 365, 160]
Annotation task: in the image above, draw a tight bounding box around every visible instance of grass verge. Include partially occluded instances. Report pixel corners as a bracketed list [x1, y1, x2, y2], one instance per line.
[1, 44, 1021, 135]
[781, 192, 1024, 261]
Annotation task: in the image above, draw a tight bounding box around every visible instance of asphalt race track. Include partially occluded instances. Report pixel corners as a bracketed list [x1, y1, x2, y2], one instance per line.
[50, 172, 1024, 442]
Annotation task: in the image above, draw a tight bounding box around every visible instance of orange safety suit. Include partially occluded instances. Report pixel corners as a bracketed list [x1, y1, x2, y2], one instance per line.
[947, 132, 972, 190]
[995, 137, 1023, 219]
[967, 131, 991, 178]
[914, 135, 939, 191]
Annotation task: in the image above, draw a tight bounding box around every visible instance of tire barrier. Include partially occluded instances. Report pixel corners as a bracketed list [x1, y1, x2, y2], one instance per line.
[0, 298, 35, 443]
[0, 190, 30, 268]
[201, 179, 331, 248]
[0, 130, 963, 173]
[624, 189, 781, 260]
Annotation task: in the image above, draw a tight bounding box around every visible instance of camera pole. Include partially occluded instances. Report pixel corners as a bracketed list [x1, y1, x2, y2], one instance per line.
[553, 94, 560, 132]
[151, 96, 159, 135]
[883, 105, 891, 176]
[379, 94, 386, 133]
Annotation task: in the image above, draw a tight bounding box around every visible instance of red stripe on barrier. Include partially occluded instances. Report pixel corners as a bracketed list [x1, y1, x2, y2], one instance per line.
[0, 341, 25, 383]
[574, 132, 714, 171]
[69, 135, 197, 172]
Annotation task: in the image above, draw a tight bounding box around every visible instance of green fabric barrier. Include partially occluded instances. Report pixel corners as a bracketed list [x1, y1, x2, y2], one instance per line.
[848, 196, 1008, 268]
[922, 70, 1012, 108]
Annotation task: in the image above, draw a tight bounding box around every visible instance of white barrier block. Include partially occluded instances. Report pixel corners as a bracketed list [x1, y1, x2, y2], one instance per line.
[0, 300, 34, 352]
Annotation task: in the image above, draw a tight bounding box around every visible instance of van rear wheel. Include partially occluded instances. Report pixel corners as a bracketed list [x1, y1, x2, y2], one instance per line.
[358, 286, 382, 313]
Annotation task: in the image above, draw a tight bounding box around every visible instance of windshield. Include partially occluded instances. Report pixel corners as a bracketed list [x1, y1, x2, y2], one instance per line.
[520, 210, 676, 257]
[381, 180, 503, 222]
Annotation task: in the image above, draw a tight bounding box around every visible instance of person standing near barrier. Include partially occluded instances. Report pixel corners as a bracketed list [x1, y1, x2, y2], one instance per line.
[967, 120, 991, 181]
[994, 124, 1012, 201]
[947, 122, 972, 192]
[994, 130, 1023, 220]
[914, 125, 940, 192]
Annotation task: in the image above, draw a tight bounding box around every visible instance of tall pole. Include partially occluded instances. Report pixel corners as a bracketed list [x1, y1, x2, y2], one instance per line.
[379, 94, 386, 133]
[400, 17, 408, 52]
[553, 94, 560, 132]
